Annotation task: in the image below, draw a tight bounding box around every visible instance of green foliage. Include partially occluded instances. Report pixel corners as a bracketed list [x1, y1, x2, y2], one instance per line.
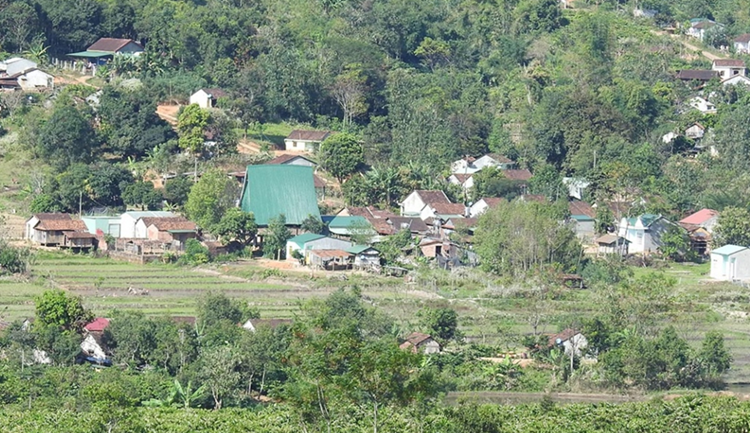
[659, 226, 690, 261]
[713, 207, 750, 247]
[472, 167, 524, 201]
[475, 200, 582, 275]
[181, 239, 210, 265]
[264, 214, 291, 260]
[163, 175, 194, 208]
[122, 180, 163, 210]
[185, 169, 238, 231]
[33, 290, 92, 333]
[98, 86, 175, 159]
[699, 331, 732, 376]
[417, 307, 460, 346]
[177, 104, 210, 155]
[318, 133, 364, 182]
[34, 104, 98, 170]
[213, 208, 257, 246]
[300, 214, 324, 234]
[0, 241, 32, 275]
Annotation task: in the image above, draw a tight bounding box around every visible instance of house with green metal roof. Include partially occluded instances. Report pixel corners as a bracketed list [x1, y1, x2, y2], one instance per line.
[710, 245, 750, 280]
[285, 234, 353, 262]
[240, 165, 321, 227]
[68, 38, 144, 66]
[617, 213, 674, 254]
[325, 216, 374, 236]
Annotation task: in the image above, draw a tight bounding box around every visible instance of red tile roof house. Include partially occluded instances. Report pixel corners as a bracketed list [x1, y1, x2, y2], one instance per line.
[284, 130, 331, 152]
[24, 213, 96, 248]
[80, 318, 111, 364]
[679, 209, 720, 255]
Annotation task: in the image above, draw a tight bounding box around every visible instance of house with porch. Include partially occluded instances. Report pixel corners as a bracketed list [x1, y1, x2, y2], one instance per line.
[308, 249, 353, 270]
[679, 209, 719, 255]
[68, 38, 144, 66]
[25, 213, 95, 248]
[595, 234, 630, 255]
[712, 59, 745, 79]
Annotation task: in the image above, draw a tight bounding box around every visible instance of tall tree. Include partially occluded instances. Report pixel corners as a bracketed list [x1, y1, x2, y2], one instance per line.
[264, 214, 291, 260]
[177, 104, 210, 155]
[713, 207, 750, 247]
[185, 169, 238, 231]
[318, 133, 365, 182]
[35, 104, 98, 170]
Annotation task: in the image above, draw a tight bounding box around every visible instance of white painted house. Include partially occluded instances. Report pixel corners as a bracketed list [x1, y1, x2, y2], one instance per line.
[119, 211, 176, 238]
[685, 123, 705, 140]
[17, 69, 54, 90]
[721, 74, 750, 87]
[284, 130, 330, 152]
[447, 173, 474, 191]
[450, 154, 515, 175]
[689, 96, 716, 114]
[662, 131, 678, 144]
[189, 88, 228, 109]
[562, 177, 590, 201]
[734, 33, 750, 54]
[710, 245, 750, 281]
[400, 190, 452, 218]
[548, 329, 588, 358]
[469, 197, 504, 217]
[687, 19, 717, 41]
[617, 214, 672, 254]
[712, 59, 746, 79]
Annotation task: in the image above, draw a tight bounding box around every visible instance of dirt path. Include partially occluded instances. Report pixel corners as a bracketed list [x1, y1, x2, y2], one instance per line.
[155, 104, 179, 126]
[651, 30, 722, 61]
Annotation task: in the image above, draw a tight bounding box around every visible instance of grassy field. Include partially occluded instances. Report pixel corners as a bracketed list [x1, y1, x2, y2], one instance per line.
[2, 251, 750, 387]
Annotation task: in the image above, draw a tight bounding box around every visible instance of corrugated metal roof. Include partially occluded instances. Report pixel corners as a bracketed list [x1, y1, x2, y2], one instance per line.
[679, 209, 718, 226]
[327, 216, 369, 228]
[712, 245, 748, 256]
[240, 165, 321, 226]
[288, 233, 325, 249]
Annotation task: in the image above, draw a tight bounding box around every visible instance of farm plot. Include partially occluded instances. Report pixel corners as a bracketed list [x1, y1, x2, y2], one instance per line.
[18, 254, 338, 320]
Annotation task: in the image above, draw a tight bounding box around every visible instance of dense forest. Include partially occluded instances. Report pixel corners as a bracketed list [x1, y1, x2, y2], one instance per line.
[2, 0, 750, 217]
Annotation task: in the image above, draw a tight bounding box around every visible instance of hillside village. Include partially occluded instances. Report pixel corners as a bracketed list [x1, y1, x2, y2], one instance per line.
[4, 0, 750, 430]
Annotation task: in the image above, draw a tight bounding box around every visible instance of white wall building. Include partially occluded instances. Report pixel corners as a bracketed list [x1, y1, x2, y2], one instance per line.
[710, 245, 750, 281]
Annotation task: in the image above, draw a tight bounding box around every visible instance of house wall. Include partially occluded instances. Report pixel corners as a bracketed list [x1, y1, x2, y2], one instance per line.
[735, 41, 750, 53]
[25, 217, 40, 240]
[401, 192, 427, 217]
[305, 237, 353, 251]
[134, 219, 149, 239]
[354, 253, 380, 267]
[18, 70, 53, 90]
[65, 237, 96, 248]
[117, 41, 144, 55]
[120, 214, 139, 238]
[573, 219, 595, 241]
[80, 334, 107, 359]
[189, 91, 210, 109]
[714, 65, 745, 78]
[469, 201, 488, 217]
[418, 339, 441, 354]
[284, 139, 316, 151]
[711, 249, 750, 280]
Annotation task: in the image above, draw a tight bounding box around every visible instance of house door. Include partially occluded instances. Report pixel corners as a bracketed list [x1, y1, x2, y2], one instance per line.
[730, 258, 736, 279]
[435, 245, 442, 256]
